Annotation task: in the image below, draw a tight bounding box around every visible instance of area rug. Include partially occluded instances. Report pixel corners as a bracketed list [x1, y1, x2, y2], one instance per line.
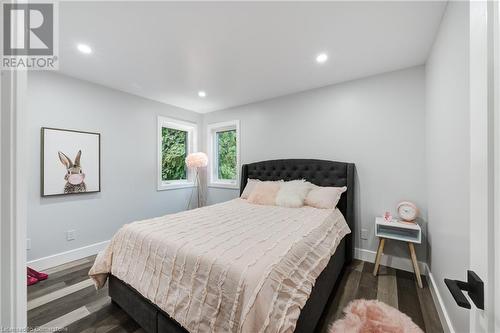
[329, 299, 424, 333]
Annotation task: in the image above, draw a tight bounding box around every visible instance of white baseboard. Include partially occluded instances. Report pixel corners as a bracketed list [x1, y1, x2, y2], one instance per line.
[27, 240, 110, 271]
[354, 247, 427, 273]
[426, 267, 455, 333]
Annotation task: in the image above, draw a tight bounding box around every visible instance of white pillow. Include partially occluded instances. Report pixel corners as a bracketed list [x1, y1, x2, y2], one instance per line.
[305, 186, 347, 209]
[275, 180, 312, 208]
[240, 179, 261, 199]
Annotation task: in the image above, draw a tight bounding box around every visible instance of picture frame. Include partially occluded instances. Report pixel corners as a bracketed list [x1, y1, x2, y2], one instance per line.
[41, 127, 101, 197]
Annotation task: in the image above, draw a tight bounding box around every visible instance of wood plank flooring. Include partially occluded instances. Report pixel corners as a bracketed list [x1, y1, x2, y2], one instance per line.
[28, 256, 443, 333]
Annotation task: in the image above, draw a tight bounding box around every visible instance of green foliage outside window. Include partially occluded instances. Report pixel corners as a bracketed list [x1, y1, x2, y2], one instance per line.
[217, 130, 237, 180]
[162, 127, 187, 181]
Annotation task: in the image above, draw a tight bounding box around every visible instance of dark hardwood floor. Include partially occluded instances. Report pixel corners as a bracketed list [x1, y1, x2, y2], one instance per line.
[27, 256, 443, 333]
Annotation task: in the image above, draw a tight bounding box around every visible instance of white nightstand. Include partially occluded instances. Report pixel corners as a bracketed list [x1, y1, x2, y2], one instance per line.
[373, 217, 423, 288]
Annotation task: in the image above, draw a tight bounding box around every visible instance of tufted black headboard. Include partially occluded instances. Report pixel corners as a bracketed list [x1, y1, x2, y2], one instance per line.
[240, 159, 355, 262]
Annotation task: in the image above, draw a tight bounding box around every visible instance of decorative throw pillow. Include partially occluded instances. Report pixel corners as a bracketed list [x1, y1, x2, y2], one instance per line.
[247, 181, 281, 206]
[240, 179, 261, 199]
[305, 186, 347, 209]
[275, 180, 312, 208]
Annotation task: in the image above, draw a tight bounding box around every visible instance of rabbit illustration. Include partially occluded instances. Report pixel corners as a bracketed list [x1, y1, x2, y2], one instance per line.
[58, 150, 87, 194]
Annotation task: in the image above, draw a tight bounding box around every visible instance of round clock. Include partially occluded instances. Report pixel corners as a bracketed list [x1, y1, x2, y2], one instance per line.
[397, 201, 418, 222]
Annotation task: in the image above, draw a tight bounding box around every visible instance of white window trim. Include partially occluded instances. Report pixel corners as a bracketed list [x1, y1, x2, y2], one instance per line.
[207, 120, 240, 189]
[157, 116, 198, 191]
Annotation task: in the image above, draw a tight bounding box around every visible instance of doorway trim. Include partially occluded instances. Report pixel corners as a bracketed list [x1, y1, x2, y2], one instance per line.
[469, 1, 496, 332]
[0, 70, 28, 328]
[0, 3, 28, 326]
[492, 0, 500, 331]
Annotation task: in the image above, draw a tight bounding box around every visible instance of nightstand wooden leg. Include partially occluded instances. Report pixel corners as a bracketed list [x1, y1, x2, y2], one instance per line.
[373, 238, 385, 276]
[408, 242, 423, 288]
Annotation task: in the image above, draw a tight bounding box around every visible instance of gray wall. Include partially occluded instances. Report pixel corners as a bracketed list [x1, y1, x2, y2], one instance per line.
[27, 72, 202, 260]
[425, 2, 470, 332]
[203, 66, 427, 261]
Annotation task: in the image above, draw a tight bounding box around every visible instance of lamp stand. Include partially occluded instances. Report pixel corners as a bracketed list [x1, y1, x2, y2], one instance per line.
[187, 168, 203, 209]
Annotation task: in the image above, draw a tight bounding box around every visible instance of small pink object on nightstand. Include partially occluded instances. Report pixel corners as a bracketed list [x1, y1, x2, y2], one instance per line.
[383, 211, 393, 222]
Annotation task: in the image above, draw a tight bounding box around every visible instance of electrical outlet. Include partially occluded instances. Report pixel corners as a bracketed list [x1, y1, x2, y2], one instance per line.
[360, 228, 369, 240]
[26, 238, 31, 250]
[66, 230, 76, 241]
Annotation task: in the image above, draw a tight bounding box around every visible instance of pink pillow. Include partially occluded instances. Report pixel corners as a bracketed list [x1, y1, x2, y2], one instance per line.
[305, 186, 347, 209]
[247, 181, 280, 206]
[240, 179, 261, 199]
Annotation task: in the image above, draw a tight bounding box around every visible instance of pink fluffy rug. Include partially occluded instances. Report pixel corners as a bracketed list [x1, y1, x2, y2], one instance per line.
[329, 299, 424, 333]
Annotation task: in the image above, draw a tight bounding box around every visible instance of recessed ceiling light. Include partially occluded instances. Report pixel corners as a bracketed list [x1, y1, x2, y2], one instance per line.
[316, 53, 328, 63]
[198, 91, 207, 98]
[77, 43, 92, 54]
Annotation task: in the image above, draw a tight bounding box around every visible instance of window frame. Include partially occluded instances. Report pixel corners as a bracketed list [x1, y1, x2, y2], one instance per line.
[207, 120, 240, 189]
[157, 116, 198, 191]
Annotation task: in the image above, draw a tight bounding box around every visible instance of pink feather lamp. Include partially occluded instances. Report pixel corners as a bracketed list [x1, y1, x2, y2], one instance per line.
[185, 152, 208, 169]
[185, 152, 208, 208]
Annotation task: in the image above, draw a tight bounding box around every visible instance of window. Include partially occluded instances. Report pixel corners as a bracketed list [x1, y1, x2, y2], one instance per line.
[161, 127, 187, 181]
[157, 116, 197, 190]
[207, 120, 240, 188]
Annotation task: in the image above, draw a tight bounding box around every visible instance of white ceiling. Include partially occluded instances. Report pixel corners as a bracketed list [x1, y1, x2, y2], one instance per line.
[59, 1, 447, 113]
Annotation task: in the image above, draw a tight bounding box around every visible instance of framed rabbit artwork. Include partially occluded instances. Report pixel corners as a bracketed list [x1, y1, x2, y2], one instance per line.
[41, 127, 101, 196]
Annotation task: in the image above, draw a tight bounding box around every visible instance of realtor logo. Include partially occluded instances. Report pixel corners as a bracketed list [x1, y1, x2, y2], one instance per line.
[2, 2, 58, 70]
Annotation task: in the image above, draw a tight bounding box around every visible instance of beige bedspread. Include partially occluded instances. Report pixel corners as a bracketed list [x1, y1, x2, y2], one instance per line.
[89, 198, 350, 333]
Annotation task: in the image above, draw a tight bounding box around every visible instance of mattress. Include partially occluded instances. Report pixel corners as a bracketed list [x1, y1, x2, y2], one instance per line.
[89, 199, 350, 333]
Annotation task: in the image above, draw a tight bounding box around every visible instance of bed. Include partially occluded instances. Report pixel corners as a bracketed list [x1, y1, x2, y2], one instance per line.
[90, 159, 355, 333]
